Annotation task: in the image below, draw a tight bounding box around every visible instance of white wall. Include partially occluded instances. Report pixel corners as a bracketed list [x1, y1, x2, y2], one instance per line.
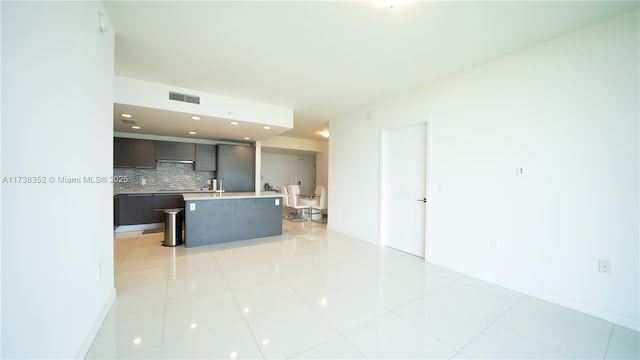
[315, 142, 329, 188]
[261, 152, 316, 190]
[329, 10, 639, 329]
[1, 2, 115, 357]
[262, 135, 329, 186]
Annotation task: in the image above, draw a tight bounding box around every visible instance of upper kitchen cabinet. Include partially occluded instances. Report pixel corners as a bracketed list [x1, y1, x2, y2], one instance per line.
[155, 141, 195, 161]
[195, 144, 217, 171]
[217, 145, 254, 192]
[114, 137, 155, 168]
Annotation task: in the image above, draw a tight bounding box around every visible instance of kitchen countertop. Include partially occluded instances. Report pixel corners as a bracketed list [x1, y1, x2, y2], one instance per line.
[183, 191, 284, 200]
[114, 190, 217, 196]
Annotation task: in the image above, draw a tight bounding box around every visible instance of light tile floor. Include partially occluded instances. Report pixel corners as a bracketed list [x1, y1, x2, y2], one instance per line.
[88, 220, 639, 359]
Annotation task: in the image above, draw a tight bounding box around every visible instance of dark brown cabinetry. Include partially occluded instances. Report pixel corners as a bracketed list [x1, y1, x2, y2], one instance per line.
[114, 195, 121, 227]
[217, 145, 255, 192]
[114, 138, 155, 168]
[195, 144, 217, 171]
[152, 194, 184, 222]
[155, 141, 195, 161]
[121, 194, 155, 225]
[116, 193, 186, 226]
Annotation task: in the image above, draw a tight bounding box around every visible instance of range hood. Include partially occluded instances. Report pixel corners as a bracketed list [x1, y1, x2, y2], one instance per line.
[156, 159, 194, 164]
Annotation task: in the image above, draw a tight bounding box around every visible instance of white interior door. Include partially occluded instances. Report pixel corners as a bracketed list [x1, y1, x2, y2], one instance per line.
[381, 123, 427, 257]
[297, 158, 315, 195]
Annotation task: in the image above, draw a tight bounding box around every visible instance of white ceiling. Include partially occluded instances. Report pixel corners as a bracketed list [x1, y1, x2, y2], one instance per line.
[105, 1, 636, 140]
[113, 103, 291, 142]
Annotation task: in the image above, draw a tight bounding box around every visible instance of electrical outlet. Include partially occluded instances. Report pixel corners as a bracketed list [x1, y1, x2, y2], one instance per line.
[598, 259, 611, 274]
[490, 240, 497, 249]
[141, 178, 146, 185]
[189, 203, 196, 211]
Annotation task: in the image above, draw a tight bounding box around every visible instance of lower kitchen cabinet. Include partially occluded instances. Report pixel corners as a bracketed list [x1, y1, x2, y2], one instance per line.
[114, 195, 121, 227]
[120, 194, 155, 225]
[116, 193, 186, 226]
[152, 194, 184, 222]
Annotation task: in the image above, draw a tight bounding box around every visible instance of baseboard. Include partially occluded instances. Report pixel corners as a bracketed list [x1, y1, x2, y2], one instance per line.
[427, 258, 640, 332]
[114, 223, 163, 233]
[75, 288, 116, 359]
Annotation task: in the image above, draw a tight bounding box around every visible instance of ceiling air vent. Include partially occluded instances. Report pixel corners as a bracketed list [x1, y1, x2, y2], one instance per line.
[121, 119, 136, 125]
[169, 91, 200, 104]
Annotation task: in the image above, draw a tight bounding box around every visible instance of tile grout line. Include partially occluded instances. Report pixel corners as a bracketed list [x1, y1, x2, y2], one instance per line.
[107, 223, 620, 360]
[159, 254, 248, 348]
[309, 309, 393, 360]
[450, 291, 527, 359]
[285, 333, 369, 360]
[113, 231, 141, 275]
[475, 295, 576, 359]
[340, 333, 369, 359]
[603, 323, 614, 359]
[158, 256, 170, 359]
[221, 255, 268, 360]
[113, 232, 166, 358]
[280, 231, 376, 359]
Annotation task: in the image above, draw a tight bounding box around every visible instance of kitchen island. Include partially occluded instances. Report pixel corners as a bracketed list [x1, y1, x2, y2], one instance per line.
[182, 192, 284, 247]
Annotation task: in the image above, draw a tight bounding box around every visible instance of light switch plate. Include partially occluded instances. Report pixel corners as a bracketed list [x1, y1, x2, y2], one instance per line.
[598, 259, 611, 274]
[275, 198, 280, 206]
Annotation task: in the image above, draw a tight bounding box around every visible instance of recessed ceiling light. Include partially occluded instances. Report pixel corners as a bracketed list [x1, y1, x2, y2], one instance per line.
[189, 131, 197, 135]
[320, 130, 330, 138]
[263, 126, 271, 130]
[121, 114, 132, 118]
[376, 0, 404, 8]
[191, 116, 201, 120]
[131, 125, 141, 130]
[244, 137, 250, 140]
[229, 121, 239, 126]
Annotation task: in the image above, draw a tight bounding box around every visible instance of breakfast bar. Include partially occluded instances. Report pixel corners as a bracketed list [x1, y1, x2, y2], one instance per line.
[182, 192, 284, 247]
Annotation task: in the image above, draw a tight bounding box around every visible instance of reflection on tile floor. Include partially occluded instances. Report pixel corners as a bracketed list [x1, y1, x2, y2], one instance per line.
[88, 220, 639, 359]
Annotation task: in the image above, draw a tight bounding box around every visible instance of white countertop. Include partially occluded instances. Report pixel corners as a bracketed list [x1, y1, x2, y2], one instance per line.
[182, 191, 284, 200]
[115, 190, 216, 196]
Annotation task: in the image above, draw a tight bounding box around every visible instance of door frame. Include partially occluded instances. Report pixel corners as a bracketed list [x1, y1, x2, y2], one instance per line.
[379, 120, 432, 260]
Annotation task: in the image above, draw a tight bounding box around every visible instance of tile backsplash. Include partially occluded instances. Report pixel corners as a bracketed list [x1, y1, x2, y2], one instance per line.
[113, 162, 214, 192]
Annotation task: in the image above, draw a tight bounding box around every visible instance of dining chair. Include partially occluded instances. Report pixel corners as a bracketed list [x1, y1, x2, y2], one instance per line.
[311, 187, 327, 222]
[281, 185, 294, 219]
[287, 184, 310, 221]
[295, 184, 319, 206]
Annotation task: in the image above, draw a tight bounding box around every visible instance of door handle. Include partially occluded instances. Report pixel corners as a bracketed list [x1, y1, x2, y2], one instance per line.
[416, 198, 427, 203]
